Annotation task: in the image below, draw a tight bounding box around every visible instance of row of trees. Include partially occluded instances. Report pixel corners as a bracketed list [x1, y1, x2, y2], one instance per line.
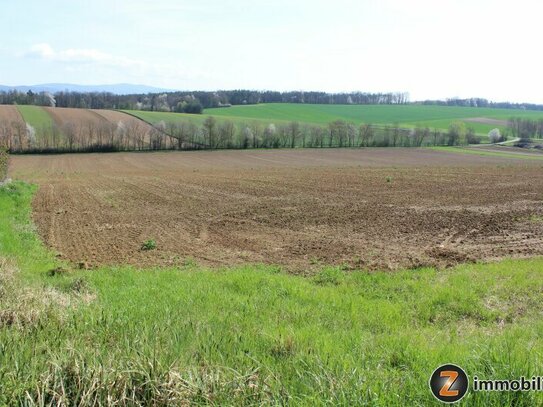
[1, 116, 479, 154]
[420, 98, 543, 111]
[154, 118, 458, 150]
[0, 90, 410, 112]
[508, 117, 543, 142]
[0, 120, 176, 153]
[4, 90, 542, 114]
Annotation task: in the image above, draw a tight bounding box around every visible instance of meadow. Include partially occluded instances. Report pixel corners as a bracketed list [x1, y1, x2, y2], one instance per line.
[202, 103, 543, 133]
[16, 105, 54, 130]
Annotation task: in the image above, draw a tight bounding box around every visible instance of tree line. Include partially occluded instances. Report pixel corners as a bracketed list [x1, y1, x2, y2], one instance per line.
[420, 98, 543, 112]
[507, 117, 543, 143]
[3, 90, 543, 115]
[1, 115, 483, 154]
[0, 90, 410, 112]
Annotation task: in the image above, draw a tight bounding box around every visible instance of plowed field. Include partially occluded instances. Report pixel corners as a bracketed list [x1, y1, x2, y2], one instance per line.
[0, 105, 24, 125]
[10, 148, 543, 271]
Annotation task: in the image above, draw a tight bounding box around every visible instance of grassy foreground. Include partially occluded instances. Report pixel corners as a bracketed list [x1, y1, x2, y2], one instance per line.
[1, 182, 543, 405]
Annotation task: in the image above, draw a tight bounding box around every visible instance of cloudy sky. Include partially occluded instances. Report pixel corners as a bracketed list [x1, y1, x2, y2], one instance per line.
[1, 0, 542, 103]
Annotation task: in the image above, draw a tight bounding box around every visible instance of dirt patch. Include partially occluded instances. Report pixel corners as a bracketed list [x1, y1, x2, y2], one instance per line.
[468, 145, 543, 157]
[43, 107, 109, 128]
[11, 149, 543, 272]
[464, 117, 508, 126]
[0, 105, 24, 126]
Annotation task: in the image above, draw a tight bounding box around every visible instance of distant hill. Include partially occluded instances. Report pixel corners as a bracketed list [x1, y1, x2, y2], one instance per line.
[0, 83, 176, 95]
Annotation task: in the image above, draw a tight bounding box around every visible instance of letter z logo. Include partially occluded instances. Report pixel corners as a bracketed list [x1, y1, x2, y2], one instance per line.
[430, 364, 468, 403]
[439, 371, 459, 397]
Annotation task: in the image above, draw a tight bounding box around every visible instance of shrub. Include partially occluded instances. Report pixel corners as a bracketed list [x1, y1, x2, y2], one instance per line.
[488, 128, 504, 144]
[141, 239, 157, 251]
[466, 132, 481, 145]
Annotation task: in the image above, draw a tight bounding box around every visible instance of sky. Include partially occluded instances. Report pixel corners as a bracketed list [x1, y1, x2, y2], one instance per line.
[0, 0, 542, 103]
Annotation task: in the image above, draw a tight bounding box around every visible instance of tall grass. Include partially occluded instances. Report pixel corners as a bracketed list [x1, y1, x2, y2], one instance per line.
[1, 182, 543, 405]
[0, 148, 8, 181]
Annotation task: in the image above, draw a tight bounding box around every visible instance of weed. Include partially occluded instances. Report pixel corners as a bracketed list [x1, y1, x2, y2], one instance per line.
[182, 256, 197, 267]
[69, 277, 90, 294]
[47, 266, 70, 277]
[270, 335, 296, 358]
[141, 239, 157, 251]
[313, 267, 343, 285]
[0, 149, 8, 182]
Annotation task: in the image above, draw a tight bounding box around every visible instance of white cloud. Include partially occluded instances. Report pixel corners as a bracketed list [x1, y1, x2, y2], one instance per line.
[21, 43, 211, 89]
[25, 43, 144, 69]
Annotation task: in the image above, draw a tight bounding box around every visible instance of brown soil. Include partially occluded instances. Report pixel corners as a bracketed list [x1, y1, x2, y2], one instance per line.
[93, 109, 153, 132]
[42, 107, 109, 128]
[470, 145, 543, 156]
[464, 117, 508, 126]
[0, 105, 24, 125]
[10, 148, 543, 272]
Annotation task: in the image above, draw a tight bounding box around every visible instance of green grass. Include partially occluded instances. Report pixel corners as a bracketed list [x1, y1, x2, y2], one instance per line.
[1, 181, 543, 405]
[125, 104, 543, 137]
[16, 105, 54, 130]
[204, 104, 543, 134]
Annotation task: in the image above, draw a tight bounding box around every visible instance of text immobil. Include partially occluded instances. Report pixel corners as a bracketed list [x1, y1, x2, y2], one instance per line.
[473, 376, 543, 392]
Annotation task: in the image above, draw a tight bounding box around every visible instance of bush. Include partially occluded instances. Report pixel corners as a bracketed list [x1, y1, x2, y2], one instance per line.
[488, 128, 504, 144]
[0, 149, 8, 182]
[466, 132, 481, 145]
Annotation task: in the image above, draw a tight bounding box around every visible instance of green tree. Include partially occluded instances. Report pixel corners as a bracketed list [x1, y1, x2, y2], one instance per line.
[447, 121, 466, 146]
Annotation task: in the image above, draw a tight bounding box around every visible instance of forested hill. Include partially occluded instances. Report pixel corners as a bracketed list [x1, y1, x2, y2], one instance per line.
[0, 89, 409, 113]
[0, 87, 542, 114]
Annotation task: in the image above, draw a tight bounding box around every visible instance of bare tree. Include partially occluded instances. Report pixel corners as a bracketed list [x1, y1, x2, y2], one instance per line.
[250, 122, 263, 148]
[263, 123, 277, 148]
[219, 121, 236, 148]
[359, 123, 374, 147]
[288, 121, 300, 148]
[392, 123, 401, 147]
[202, 116, 217, 148]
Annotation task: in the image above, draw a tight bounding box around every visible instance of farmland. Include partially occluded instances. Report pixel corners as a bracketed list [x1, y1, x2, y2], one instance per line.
[10, 148, 543, 272]
[2, 103, 543, 153]
[2, 148, 543, 404]
[125, 103, 543, 137]
[17, 104, 54, 130]
[0, 105, 158, 152]
[203, 103, 543, 133]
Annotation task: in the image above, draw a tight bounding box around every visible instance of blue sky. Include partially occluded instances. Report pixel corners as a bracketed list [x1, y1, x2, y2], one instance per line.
[1, 0, 542, 103]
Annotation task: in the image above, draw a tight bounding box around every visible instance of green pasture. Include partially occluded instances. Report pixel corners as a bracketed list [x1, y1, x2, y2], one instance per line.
[16, 105, 54, 130]
[204, 104, 543, 134]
